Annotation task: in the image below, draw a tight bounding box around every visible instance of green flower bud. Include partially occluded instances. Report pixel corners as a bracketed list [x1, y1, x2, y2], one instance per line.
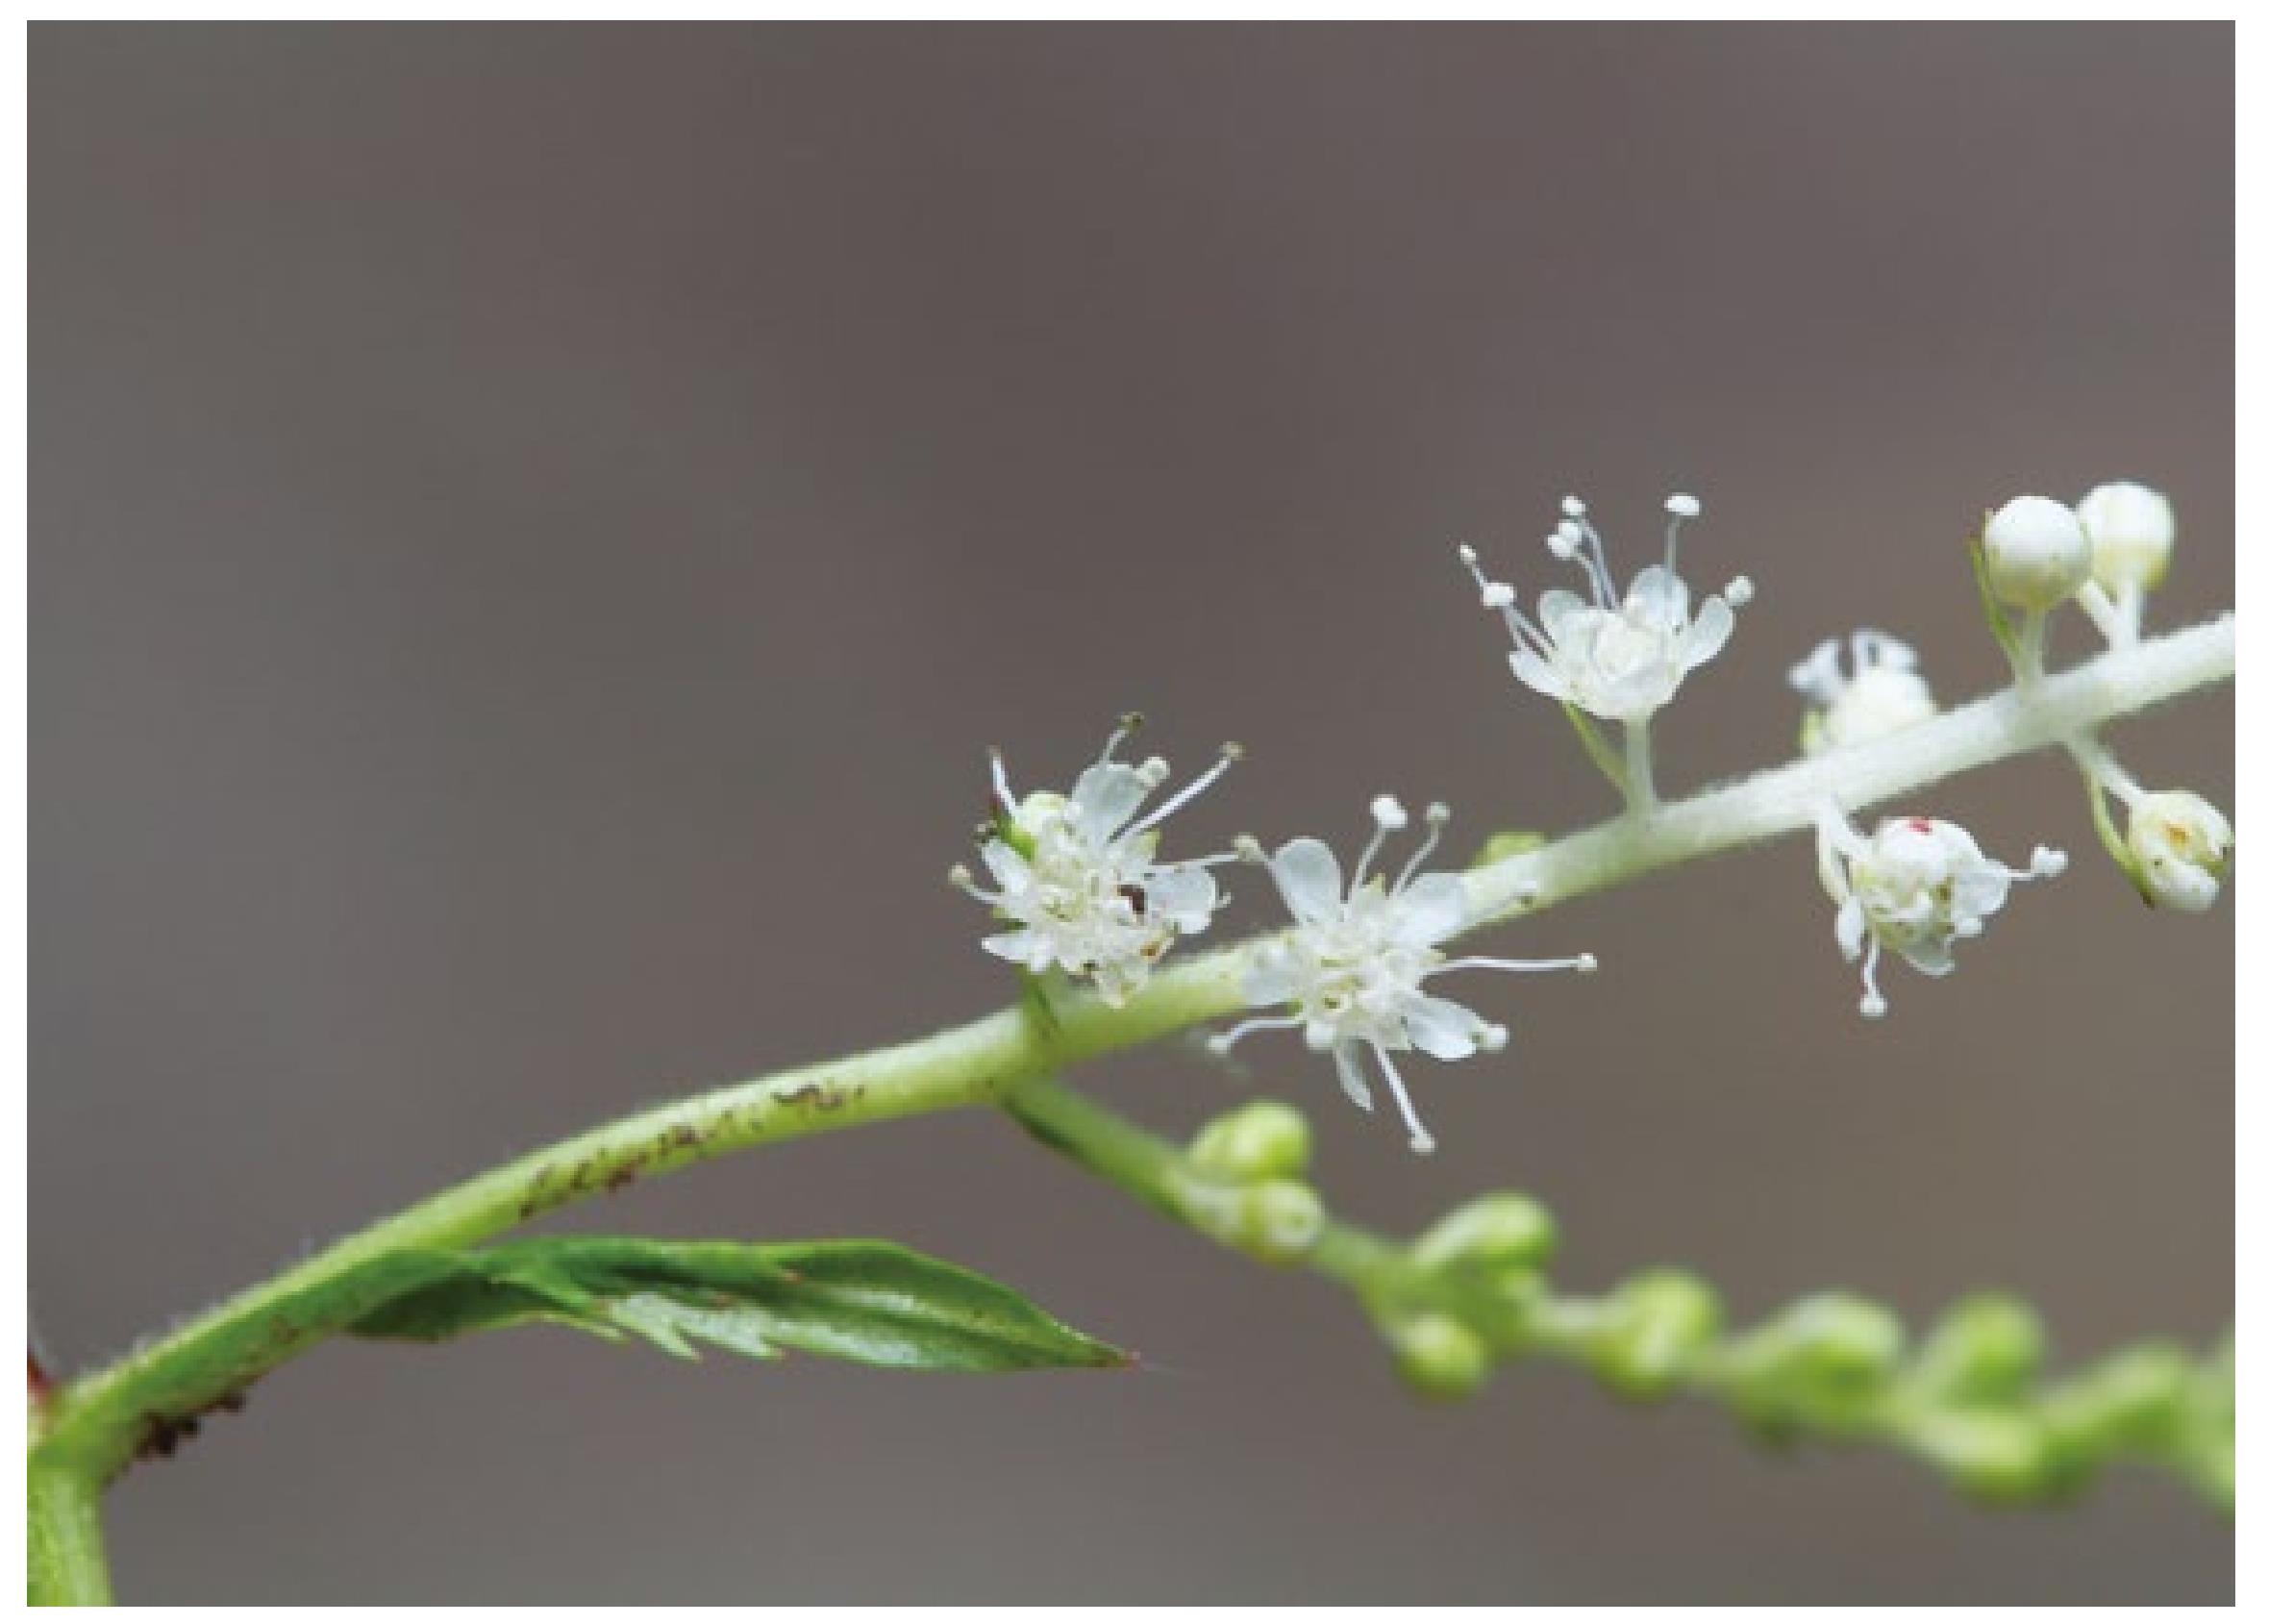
[1906, 1409, 2057, 1504]
[1171, 1174, 1323, 1265]
[1912, 1294, 2045, 1402]
[1730, 1294, 1904, 1427]
[1593, 1270, 1721, 1400]
[1411, 1193, 1559, 1276]
[2045, 1344, 2194, 1455]
[1240, 1180, 1327, 1266]
[1385, 1311, 1490, 1402]
[1187, 1101, 1312, 1183]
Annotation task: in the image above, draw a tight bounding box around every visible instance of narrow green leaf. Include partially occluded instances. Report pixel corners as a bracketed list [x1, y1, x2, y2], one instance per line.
[347, 1237, 1128, 1373]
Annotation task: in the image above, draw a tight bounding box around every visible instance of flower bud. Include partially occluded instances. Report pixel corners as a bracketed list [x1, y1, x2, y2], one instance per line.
[1911, 1294, 2045, 1402]
[1384, 1311, 1490, 1401]
[1806, 664, 1936, 754]
[1593, 1270, 1721, 1400]
[1187, 1101, 1313, 1183]
[1729, 1294, 1904, 1429]
[2126, 790, 2233, 912]
[1980, 495, 2092, 611]
[1411, 1193, 1559, 1276]
[1906, 1409, 2057, 1503]
[2076, 481, 2176, 592]
[1238, 1179, 1327, 1265]
[2044, 1344, 2193, 1456]
[1172, 1174, 1324, 1265]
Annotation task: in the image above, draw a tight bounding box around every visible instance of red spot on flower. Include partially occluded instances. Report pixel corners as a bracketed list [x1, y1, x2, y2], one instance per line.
[1907, 817, 1934, 834]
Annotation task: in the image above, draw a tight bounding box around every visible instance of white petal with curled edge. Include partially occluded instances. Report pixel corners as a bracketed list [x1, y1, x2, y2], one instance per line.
[1951, 867, 2012, 922]
[1333, 1043, 1376, 1111]
[1390, 872, 1470, 947]
[1624, 564, 1693, 629]
[1509, 646, 1569, 700]
[1903, 938, 1958, 977]
[1680, 594, 1736, 671]
[981, 839, 1034, 889]
[1267, 837, 1345, 925]
[1404, 994, 1484, 1060]
[1142, 864, 1218, 930]
[1834, 896, 1868, 961]
[1536, 587, 1590, 640]
[983, 929, 1044, 969]
[1068, 762, 1150, 837]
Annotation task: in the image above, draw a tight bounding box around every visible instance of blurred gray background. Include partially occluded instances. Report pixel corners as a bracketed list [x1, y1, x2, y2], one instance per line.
[32, 23, 2232, 1604]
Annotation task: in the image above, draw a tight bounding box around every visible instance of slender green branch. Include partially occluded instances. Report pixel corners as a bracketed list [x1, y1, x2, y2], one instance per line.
[32, 973, 1238, 1485]
[36, 615, 2234, 1488]
[1003, 1077, 2233, 1511]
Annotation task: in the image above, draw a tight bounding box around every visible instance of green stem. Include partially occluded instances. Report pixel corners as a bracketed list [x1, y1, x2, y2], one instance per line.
[1623, 716, 1658, 812]
[35, 967, 1241, 1485]
[36, 615, 2236, 1487]
[28, 1462, 112, 1606]
[1003, 1077, 2233, 1511]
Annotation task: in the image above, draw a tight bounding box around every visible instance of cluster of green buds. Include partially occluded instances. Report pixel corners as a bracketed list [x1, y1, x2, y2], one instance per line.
[1372, 1208, 2234, 1509]
[1008, 1080, 2231, 1512]
[1168, 1102, 1326, 1265]
[1377, 1193, 1562, 1400]
[1974, 485, 2233, 912]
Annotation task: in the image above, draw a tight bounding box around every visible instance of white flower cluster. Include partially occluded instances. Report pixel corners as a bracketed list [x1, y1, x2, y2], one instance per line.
[951, 482, 2227, 1136]
[1459, 494, 1751, 726]
[954, 726, 1591, 1151]
[1211, 798, 1593, 1155]
[951, 719, 1239, 1007]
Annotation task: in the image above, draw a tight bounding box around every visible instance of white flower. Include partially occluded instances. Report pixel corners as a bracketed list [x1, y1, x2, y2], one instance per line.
[1980, 495, 2092, 612]
[2077, 481, 2176, 594]
[952, 719, 1238, 1005]
[1209, 796, 1595, 1154]
[1459, 493, 1751, 723]
[1788, 630, 1937, 755]
[2126, 790, 2232, 913]
[1814, 807, 2065, 1018]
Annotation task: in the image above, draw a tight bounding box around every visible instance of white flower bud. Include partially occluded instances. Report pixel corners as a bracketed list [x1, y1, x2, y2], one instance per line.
[2126, 790, 2232, 912]
[2076, 481, 2176, 592]
[1980, 495, 2092, 611]
[1791, 631, 1936, 755]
